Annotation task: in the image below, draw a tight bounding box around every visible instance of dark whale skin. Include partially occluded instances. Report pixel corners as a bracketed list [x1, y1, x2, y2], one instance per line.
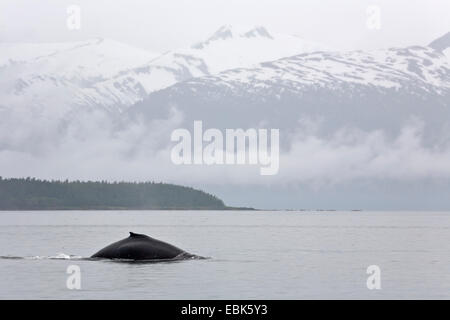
[91, 232, 196, 261]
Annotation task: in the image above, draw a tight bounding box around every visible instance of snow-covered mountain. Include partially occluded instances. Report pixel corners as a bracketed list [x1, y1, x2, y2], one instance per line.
[0, 38, 159, 78]
[0, 38, 160, 118]
[2, 28, 449, 150]
[0, 25, 327, 117]
[130, 44, 450, 143]
[91, 25, 328, 109]
[158, 24, 327, 75]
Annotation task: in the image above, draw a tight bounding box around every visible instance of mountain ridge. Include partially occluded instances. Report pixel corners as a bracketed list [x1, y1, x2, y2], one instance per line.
[90, 24, 328, 110]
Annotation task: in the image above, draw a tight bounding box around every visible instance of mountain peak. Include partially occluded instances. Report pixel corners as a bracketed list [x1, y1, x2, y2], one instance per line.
[243, 26, 273, 39]
[192, 25, 274, 49]
[429, 32, 450, 51]
[209, 25, 235, 41]
[210, 25, 273, 40]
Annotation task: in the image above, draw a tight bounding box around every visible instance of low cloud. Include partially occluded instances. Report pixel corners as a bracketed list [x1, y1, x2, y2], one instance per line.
[1, 110, 450, 190]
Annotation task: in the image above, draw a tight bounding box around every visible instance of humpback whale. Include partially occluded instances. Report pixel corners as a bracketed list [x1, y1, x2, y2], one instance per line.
[91, 232, 200, 261]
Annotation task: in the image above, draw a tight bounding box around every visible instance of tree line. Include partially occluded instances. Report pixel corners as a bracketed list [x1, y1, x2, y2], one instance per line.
[0, 177, 227, 210]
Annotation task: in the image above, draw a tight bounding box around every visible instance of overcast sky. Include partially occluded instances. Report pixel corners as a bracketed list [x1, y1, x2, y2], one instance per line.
[0, 0, 449, 52]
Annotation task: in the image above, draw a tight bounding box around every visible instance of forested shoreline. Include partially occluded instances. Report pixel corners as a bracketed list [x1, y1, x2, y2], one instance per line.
[0, 177, 230, 210]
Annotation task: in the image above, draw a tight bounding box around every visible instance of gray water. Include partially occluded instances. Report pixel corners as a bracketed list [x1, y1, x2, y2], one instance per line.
[0, 210, 449, 299]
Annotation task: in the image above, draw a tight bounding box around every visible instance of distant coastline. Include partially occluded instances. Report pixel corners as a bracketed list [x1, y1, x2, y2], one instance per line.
[0, 177, 253, 211]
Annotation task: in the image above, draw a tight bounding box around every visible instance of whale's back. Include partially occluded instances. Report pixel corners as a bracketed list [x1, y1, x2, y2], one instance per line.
[91, 232, 186, 260]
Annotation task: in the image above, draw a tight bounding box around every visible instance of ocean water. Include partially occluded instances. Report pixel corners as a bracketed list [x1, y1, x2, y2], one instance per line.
[0, 210, 449, 299]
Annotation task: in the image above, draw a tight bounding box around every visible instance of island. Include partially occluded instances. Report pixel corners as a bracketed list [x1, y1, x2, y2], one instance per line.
[0, 177, 246, 210]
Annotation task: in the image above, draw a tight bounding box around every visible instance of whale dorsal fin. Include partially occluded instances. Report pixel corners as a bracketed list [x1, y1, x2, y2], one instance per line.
[129, 232, 145, 237]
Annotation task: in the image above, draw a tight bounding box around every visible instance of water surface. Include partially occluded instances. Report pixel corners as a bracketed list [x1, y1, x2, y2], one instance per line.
[0, 210, 449, 299]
